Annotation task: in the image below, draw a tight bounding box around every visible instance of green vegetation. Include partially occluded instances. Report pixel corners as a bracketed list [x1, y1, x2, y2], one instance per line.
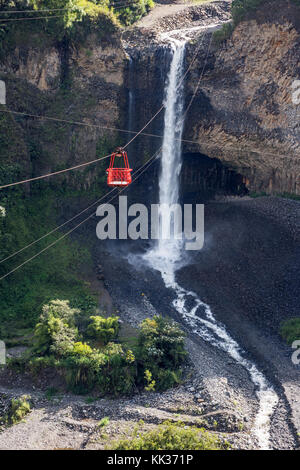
[0, 189, 96, 342]
[3, 395, 31, 426]
[115, 0, 154, 26]
[45, 387, 60, 400]
[109, 420, 227, 450]
[10, 306, 187, 396]
[87, 315, 119, 345]
[214, 0, 300, 43]
[0, 0, 154, 52]
[248, 191, 300, 200]
[0, 0, 156, 340]
[231, 0, 268, 25]
[0, 1, 120, 60]
[230, 0, 300, 27]
[213, 22, 234, 44]
[98, 416, 110, 427]
[0, 69, 116, 345]
[144, 369, 156, 392]
[280, 318, 300, 345]
[136, 316, 187, 391]
[32, 300, 79, 355]
[277, 193, 300, 201]
[248, 191, 268, 198]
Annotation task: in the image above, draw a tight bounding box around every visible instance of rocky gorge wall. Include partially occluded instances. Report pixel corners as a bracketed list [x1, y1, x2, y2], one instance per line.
[0, 30, 128, 194]
[0, 0, 299, 198]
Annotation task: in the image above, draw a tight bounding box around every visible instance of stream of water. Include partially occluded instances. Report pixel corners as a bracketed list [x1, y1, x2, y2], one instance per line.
[144, 34, 279, 450]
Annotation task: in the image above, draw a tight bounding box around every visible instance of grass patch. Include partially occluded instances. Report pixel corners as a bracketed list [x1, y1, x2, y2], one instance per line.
[280, 318, 300, 345]
[248, 191, 268, 198]
[108, 420, 228, 450]
[231, 0, 300, 25]
[213, 22, 234, 44]
[98, 416, 110, 428]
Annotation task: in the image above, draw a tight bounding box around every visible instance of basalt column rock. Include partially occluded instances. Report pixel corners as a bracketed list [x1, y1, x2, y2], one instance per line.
[184, 0, 300, 195]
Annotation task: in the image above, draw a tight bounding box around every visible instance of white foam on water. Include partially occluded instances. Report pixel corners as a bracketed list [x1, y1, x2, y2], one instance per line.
[144, 32, 279, 449]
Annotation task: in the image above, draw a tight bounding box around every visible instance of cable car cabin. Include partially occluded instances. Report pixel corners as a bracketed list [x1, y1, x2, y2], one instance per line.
[106, 149, 132, 187]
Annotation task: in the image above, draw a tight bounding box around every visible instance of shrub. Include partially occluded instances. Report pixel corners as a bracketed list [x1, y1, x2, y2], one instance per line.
[137, 316, 186, 391]
[45, 387, 59, 400]
[280, 318, 300, 345]
[98, 416, 110, 428]
[32, 300, 78, 356]
[18, 300, 188, 398]
[144, 369, 156, 392]
[109, 420, 226, 450]
[231, 0, 265, 25]
[138, 316, 186, 368]
[4, 395, 31, 425]
[155, 369, 181, 390]
[62, 342, 106, 394]
[214, 0, 300, 44]
[87, 315, 119, 345]
[97, 342, 136, 396]
[213, 22, 234, 44]
[230, 0, 300, 27]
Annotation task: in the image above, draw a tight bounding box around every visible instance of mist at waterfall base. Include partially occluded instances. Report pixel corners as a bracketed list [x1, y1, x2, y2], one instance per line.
[128, 35, 279, 450]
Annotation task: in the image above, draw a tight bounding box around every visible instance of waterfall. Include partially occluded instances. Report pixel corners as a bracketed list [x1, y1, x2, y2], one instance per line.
[144, 38, 186, 276]
[144, 33, 279, 450]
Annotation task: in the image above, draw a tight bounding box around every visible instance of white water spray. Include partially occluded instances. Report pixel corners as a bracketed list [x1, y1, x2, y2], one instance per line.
[144, 37, 186, 271]
[144, 33, 279, 449]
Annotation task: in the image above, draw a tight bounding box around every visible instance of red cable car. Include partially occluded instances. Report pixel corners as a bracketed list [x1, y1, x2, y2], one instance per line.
[106, 148, 132, 187]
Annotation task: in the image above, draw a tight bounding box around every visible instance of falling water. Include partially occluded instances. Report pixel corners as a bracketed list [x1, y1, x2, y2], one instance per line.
[144, 32, 279, 449]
